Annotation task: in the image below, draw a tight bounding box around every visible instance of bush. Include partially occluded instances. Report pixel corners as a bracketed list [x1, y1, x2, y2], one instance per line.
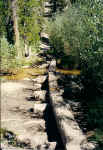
[48, 1, 103, 93]
[48, 0, 103, 61]
[48, 7, 84, 68]
[0, 37, 43, 73]
[0, 37, 17, 72]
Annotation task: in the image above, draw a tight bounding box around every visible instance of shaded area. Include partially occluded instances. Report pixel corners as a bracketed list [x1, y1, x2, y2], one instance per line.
[42, 77, 65, 150]
[57, 72, 103, 149]
[41, 37, 50, 45]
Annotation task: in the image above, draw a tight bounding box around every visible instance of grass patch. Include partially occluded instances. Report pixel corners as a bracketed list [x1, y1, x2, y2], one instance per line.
[0, 54, 46, 80]
[1, 68, 46, 80]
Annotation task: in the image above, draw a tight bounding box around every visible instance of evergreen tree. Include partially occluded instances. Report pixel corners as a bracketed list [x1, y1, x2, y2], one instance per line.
[11, 0, 21, 56]
[0, 0, 14, 43]
[18, 0, 45, 56]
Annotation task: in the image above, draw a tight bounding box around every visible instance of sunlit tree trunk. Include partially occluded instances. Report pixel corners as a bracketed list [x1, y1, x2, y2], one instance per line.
[24, 43, 29, 57]
[12, 0, 21, 57]
[24, 42, 32, 57]
[65, 0, 72, 9]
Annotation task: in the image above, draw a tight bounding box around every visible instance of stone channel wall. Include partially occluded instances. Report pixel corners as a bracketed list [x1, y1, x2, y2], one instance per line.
[48, 60, 94, 150]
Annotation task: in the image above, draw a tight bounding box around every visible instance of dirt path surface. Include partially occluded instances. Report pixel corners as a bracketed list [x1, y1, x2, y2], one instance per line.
[1, 79, 56, 150]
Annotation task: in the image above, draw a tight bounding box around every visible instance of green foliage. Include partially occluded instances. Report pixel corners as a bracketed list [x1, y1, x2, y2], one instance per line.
[49, 0, 103, 90]
[18, 0, 44, 46]
[0, 0, 14, 43]
[86, 96, 103, 147]
[48, 7, 82, 68]
[80, 50, 103, 95]
[0, 36, 42, 73]
[0, 0, 8, 37]
[50, 0, 70, 12]
[0, 36, 18, 72]
[49, 0, 103, 56]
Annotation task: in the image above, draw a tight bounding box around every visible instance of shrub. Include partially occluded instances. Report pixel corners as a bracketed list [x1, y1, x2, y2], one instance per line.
[48, 1, 103, 94]
[0, 37, 17, 72]
[48, 0, 103, 63]
[48, 7, 84, 68]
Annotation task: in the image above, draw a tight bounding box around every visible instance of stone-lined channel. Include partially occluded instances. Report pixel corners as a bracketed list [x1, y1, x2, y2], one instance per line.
[42, 77, 65, 150]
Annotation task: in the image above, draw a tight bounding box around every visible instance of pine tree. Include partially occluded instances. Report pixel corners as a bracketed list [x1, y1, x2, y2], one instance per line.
[0, 0, 12, 40]
[11, 0, 21, 56]
[18, 0, 45, 56]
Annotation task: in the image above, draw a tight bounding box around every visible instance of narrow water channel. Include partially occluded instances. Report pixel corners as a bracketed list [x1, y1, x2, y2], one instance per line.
[42, 77, 65, 150]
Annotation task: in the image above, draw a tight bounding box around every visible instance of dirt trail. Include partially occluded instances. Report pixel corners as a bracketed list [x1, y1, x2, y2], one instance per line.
[1, 80, 49, 149]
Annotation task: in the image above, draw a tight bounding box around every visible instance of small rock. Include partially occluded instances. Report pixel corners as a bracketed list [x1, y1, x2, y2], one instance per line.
[48, 142, 57, 150]
[32, 75, 47, 84]
[31, 132, 48, 147]
[39, 63, 49, 69]
[38, 142, 56, 150]
[34, 104, 47, 115]
[17, 135, 31, 146]
[33, 90, 46, 101]
[81, 141, 97, 150]
[33, 84, 42, 90]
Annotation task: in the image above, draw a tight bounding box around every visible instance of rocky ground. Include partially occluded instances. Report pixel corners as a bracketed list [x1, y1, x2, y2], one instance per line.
[1, 75, 57, 150]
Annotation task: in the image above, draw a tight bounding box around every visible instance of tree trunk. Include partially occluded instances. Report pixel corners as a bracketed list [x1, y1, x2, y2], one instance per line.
[29, 46, 32, 56]
[65, 0, 72, 10]
[12, 0, 21, 57]
[24, 43, 29, 57]
[24, 44, 32, 57]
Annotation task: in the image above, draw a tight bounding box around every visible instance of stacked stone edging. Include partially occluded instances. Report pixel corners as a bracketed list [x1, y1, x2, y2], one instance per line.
[48, 60, 92, 150]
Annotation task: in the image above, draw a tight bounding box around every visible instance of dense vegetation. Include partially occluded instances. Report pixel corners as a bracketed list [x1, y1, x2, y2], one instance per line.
[48, 0, 103, 95]
[0, 0, 45, 72]
[48, 0, 103, 147]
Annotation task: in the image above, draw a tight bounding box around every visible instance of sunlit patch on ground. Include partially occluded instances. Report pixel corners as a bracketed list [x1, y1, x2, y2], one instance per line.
[56, 68, 80, 75]
[0, 68, 47, 80]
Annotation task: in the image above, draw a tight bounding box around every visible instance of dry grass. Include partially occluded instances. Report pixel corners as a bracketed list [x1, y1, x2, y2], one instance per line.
[1, 68, 46, 80]
[56, 68, 80, 75]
